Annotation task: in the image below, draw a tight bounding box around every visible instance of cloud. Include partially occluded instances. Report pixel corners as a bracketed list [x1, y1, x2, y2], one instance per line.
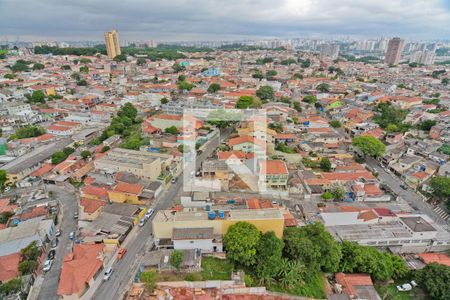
[0, 0, 449, 41]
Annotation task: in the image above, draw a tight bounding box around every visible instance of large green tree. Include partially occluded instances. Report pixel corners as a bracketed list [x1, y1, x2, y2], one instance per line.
[207, 83, 221, 93]
[352, 136, 386, 157]
[256, 85, 275, 102]
[302, 95, 317, 104]
[30, 90, 46, 103]
[0, 170, 7, 192]
[224, 221, 261, 267]
[118, 102, 138, 120]
[430, 176, 450, 200]
[415, 263, 450, 300]
[236, 96, 261, 109]
[169, 250, 184, 271]
[283, 223, 342, 273]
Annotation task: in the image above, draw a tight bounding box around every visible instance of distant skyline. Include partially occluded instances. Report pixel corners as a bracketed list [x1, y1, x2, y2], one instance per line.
[1, 0, 450, 41]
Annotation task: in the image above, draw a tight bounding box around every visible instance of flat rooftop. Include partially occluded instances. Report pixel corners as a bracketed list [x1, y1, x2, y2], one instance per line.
[400, 216, 436, 232]
[154, 208, 283, 223]
[328, 221, 413, 241]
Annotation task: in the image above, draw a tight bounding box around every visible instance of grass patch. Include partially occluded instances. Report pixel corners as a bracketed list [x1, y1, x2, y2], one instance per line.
[268, 271, 327, 299]
[375, 284, 427, 300]
[200, 257, 233, 280]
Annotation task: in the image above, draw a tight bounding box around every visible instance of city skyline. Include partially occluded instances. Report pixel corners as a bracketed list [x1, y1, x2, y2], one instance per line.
[1, 0, 450, 41]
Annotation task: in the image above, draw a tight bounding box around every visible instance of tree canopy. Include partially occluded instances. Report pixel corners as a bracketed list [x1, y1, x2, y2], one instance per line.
[256, 85, 275, 102]
[236, 96, 261, 109]
[10, 125, 45, 140]
[352, 136, 386, 157]
[415, 263, 450, 300]
[223, 221, 261, 267]
[207, 83, 221, 93]
[302, 95, 317, 104]
[373, 102, 410, 132]
[0, 170, 7, 192]
[430, 176, 450, 201]
[169, 250, 184, 271]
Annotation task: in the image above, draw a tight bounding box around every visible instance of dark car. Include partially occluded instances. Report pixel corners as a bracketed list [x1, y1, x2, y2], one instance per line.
[48, 249, 56, 260]
[400, 184, 408, 190]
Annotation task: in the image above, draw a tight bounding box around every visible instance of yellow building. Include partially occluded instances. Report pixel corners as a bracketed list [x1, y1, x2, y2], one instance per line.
[104, 30, 121, 59]
[152, 208, 285, 240]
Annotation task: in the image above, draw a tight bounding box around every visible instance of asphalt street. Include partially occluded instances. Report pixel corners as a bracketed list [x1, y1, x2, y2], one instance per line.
[90, 129, 230, 300]
[36, 185, 78, 300]
[366, 157, 448, 225]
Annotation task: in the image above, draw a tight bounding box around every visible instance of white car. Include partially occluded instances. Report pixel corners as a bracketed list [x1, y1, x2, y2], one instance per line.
[139, 218, 146, 227]
[103, 267, 113, 281]
[396, 283, 413, 292]
[144, 209, 154, 219]
[43, 259, 53, 272]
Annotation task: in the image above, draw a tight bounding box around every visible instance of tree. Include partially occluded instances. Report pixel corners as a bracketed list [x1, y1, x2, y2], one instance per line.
[0, 278, 22, 295]
[100, 146, 110, 153]
[11, 62, 29, 72]
[266, 70, 277, 80]
[236, 95, 261, 109]
[177, 81, 194, 91]
[9, 125, 45, 140]
[172, 63, 185, 73]
[51, 151, 68, 165]
[79, 58, 91, 64]
[0, 170, 7, 192]
[430, 176, 450, 200]
[80, 150, 91, 159]
[165, 126, 179, 135]
[21, 241, 40, 261]
[419, 119, 437, 132]
[373, 102, 410, 132]
[316, 83, 331, 93]
[169, 250, 184, 271]
[330, 120, 341, 128]
[63, 147, 75, 156]
[30, 90, 46, 103]
[118, 103, 138, 120]
[331, 185, 345, 201]
[278, 259, 307, 288]
[224, 221, 261, 267]
[255, 231, 284, 284]
[293, 101, 302, 112]
[177, 74, 186, 82]
[302, 95, 317, 104]
[320, 157, 332, 172]
[415, 263, 450, 300]
[4, 73, 15, 79]
[19, 260, 37, 275]
[77, 79, 87, 86]
[442, 77, 449, 86]
[32, 63, 45, 70]
[283, 223, 342, 272]
[79, 66, 89, 73]
[252, 70, 264, 79]
[136, 58, 146, 66]
[113, 54, 126, 62]
[207, 83, 221, 93]
[321, 191, 333, 200]
[61, 65, 71, 70]
[71, 72, 81, 81]
[352, 136, 386, 157]
[300, 59, 311, 68]
[256, 85, 274, 102]
[140, 270, 157, 293]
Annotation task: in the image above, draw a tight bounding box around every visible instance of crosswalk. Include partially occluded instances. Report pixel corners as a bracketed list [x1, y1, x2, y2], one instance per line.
[433, 206, 450, 221]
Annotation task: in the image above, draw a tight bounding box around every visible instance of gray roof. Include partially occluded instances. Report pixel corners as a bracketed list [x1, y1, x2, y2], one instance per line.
[172, 227, 214, 240]
[401, 216, 436, 232]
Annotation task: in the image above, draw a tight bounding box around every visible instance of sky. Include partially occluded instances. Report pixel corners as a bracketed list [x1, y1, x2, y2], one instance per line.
[0, 0, 450, 42]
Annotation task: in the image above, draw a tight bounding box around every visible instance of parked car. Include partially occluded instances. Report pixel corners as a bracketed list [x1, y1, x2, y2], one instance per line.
[103, 267, 113, 281]
[410, 280, 418, 287]
[400, 184, 408, 190]
[50, 238, 58, 249]
[73, 212, 79, 219]
[43, 259, 53, 272]
[55, 229, 61, 237]
[171, 177, 177, 184]
[138, 218, 146, 227]
[69, 231, 75, 240]
[117, 248, 127, 259]
[144, 209, 154, 219]
[47, 249, 56, 260]
[397, 283, 413, 292]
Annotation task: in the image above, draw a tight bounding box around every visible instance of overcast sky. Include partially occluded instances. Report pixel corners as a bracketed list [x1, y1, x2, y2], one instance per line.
[1, 0, 450, 41]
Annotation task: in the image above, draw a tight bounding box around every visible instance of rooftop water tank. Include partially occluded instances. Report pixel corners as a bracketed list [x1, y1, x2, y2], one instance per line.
[218, 210, 225, 219]
[208, 211, 216, 220]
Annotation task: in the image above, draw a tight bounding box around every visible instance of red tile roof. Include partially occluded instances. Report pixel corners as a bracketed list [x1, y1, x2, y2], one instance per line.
[81, 185, 109, 199]
[113, 182, 144, 195]
[57, 244, 104, 296]
[335, 272, 374, 298]
[0, 198, 17, 213]
[31, 163, 54, 177]
[0, 252, 21, 282]
[80, 198, 106, 214]
[260, 160, 288, 175]
[417, 253, 450, 267]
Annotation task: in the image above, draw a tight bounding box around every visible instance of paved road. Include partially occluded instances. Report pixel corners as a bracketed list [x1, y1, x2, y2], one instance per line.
[36, 185, 78, 300]
[366, 157, 448, 225]
[90, 129, 231, 300]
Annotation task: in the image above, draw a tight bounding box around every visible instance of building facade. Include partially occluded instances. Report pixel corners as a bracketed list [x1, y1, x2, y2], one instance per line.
[104, 30, 121, 59]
